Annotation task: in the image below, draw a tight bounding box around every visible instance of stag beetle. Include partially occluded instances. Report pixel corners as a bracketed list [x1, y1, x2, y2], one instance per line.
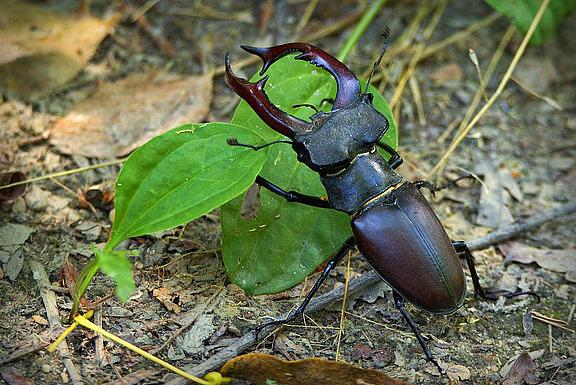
[224, 39, 535, 372]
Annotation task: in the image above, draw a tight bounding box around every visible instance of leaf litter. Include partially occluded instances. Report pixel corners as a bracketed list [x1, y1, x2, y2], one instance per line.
[49, 71, 214, 158]
[0, 0, 119, 101]
[0, 1, 575, 385]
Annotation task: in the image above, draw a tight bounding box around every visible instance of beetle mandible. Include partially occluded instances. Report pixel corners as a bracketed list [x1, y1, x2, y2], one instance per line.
[224, 38, 535, 372]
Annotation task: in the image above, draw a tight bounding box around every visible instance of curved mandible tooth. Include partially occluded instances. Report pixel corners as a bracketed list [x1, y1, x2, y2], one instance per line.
[242, 43, 361, 110]
[225, 53, 310, 139]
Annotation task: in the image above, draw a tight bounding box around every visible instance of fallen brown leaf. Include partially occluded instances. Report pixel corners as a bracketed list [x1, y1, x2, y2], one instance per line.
[475, 160, 519, 228]
[430, 63, 463, 83]
[1, 366, 34, 385]
[0, 171, 26, 202]
[0, 0, 119, 101]
[49, 71, 213, 158]
[220, 353, 412, 385]
[31, 315, 49, 326]
[152, 287, 181, 314]
[499, 242, 576, 273]
[500, 353, 537, 385]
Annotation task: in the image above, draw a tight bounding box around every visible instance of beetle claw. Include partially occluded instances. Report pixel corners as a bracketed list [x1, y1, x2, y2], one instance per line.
[240, 43, 361, 110]
[225, 52, 309, 138]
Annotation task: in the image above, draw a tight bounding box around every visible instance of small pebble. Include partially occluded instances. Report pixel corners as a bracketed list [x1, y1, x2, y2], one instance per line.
[41, 364, 51, 373]
[11, 197, 27, 214]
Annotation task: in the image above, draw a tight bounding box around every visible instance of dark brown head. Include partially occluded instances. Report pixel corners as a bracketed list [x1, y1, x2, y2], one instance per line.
[225, 43, 388, 174]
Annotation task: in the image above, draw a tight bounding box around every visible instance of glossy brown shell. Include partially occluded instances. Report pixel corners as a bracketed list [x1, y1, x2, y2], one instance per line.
[351, 183, 466, 314]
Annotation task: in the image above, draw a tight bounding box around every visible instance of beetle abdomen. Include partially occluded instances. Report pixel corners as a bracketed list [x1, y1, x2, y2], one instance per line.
[351, 182, 466, 314]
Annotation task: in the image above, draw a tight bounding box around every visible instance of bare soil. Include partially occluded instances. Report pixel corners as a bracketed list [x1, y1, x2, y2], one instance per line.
[1, 1, 575, 384]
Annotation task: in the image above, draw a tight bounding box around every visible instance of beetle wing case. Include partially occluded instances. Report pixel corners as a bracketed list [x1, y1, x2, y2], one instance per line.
[351, 182, 466, 315]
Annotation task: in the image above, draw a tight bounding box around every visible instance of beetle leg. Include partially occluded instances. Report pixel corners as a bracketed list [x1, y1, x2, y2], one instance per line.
[256, 176, 332, 209]
[376, 142, 403, 169]
[393, 291, 445, 375]
[255, 237, 356, 339]
[225, 53, 310, 139]
[227, 137, 292, 151]
[414, 175, 475, 195]
[241, 43, 361, 110]
[453, 241, 539, 301]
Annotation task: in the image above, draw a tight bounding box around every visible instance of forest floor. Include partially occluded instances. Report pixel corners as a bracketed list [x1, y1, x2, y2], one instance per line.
[0, 1, 575, 384]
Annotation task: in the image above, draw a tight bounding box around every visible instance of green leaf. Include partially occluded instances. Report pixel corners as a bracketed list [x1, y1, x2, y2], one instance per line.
[486, 0, 576, 45]
[97, 248, 136, 302]
[222, 55, 397, 294]
[109, 122, 267, 248]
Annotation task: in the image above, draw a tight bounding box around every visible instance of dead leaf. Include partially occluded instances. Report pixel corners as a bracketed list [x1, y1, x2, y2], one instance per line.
[475, 160, 519, 228]
[499, 242, 576, 273]
[177, 314, 216, 355]
[31, 315, 49, 326]
[500, 353, 536, 385]
[500, 350, 544, 378]
[430, 63, 463, 83]
[0, 223, 33, 281]
[0, 171, 26, 202]
[0, 1, 119, 101]
[565, 270, 576, 283]
[1, 366, 34, 385]
[49, 71, 213, 158]
[220, 353, 412, 385]
[2, 366, 34, 385]
[445, 363, 471, 381]
[103, 369, 161, 385]
[152, 287, 181, 314]
[513, 56, 559, 94]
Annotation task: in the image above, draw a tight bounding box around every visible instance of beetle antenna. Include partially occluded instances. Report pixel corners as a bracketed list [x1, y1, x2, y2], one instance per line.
[227, 137, 292, 151]
[365, 26, 391, 94]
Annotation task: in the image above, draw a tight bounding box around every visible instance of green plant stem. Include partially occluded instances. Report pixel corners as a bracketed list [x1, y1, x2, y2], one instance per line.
[337, 0, 386, 62]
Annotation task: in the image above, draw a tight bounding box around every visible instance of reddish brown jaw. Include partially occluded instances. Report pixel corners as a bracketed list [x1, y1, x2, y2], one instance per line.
[225, 53, 310, 139]
[225, 43, 363, 139]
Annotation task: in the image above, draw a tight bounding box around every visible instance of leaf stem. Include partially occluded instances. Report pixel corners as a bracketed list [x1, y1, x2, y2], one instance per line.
[337, 0, 386, 62]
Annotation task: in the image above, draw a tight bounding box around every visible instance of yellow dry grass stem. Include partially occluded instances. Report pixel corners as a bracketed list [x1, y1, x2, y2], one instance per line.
[428, 0, 551, 180]
[48, 310, 231, 385]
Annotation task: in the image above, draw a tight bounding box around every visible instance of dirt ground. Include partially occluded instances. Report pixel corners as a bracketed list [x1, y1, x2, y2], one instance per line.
[1, 1, 575, 384]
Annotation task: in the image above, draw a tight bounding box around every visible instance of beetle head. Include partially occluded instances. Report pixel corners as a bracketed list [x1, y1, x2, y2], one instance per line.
[225, 43, 363, 138]
[226, 43, 388, 174]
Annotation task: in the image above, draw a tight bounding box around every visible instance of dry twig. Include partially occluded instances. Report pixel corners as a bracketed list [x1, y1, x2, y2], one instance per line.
[30, 260, 84, 385]
[428, 0, 551, 179]
[164, 201, 576, 384]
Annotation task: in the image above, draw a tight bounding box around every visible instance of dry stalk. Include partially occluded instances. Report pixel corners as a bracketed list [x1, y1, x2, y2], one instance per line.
[428, 0, 551, 179]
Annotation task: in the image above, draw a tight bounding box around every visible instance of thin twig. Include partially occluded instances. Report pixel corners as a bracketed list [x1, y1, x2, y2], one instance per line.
[428, 0, 551, 178]
[409, 76, 426, 125]
[0, 329, 63, 365]
[30, 260, 84, 385]
[164, 201, 576, 383]
[421, 13, 502, 60]
[0, 159, 124, 190]
[389, 0, 448, 124]
[466, 202, 576, 250]
[212, 11, 363, 77]
[151, 287, 224, 355]
[436, 25, 515, 146]
[295, 0, 320, 35]
[366, 3, 433, 81]
[94, 306, 106, 366]
[371, 11, 501, 88]
[335, 252, 352, 361]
